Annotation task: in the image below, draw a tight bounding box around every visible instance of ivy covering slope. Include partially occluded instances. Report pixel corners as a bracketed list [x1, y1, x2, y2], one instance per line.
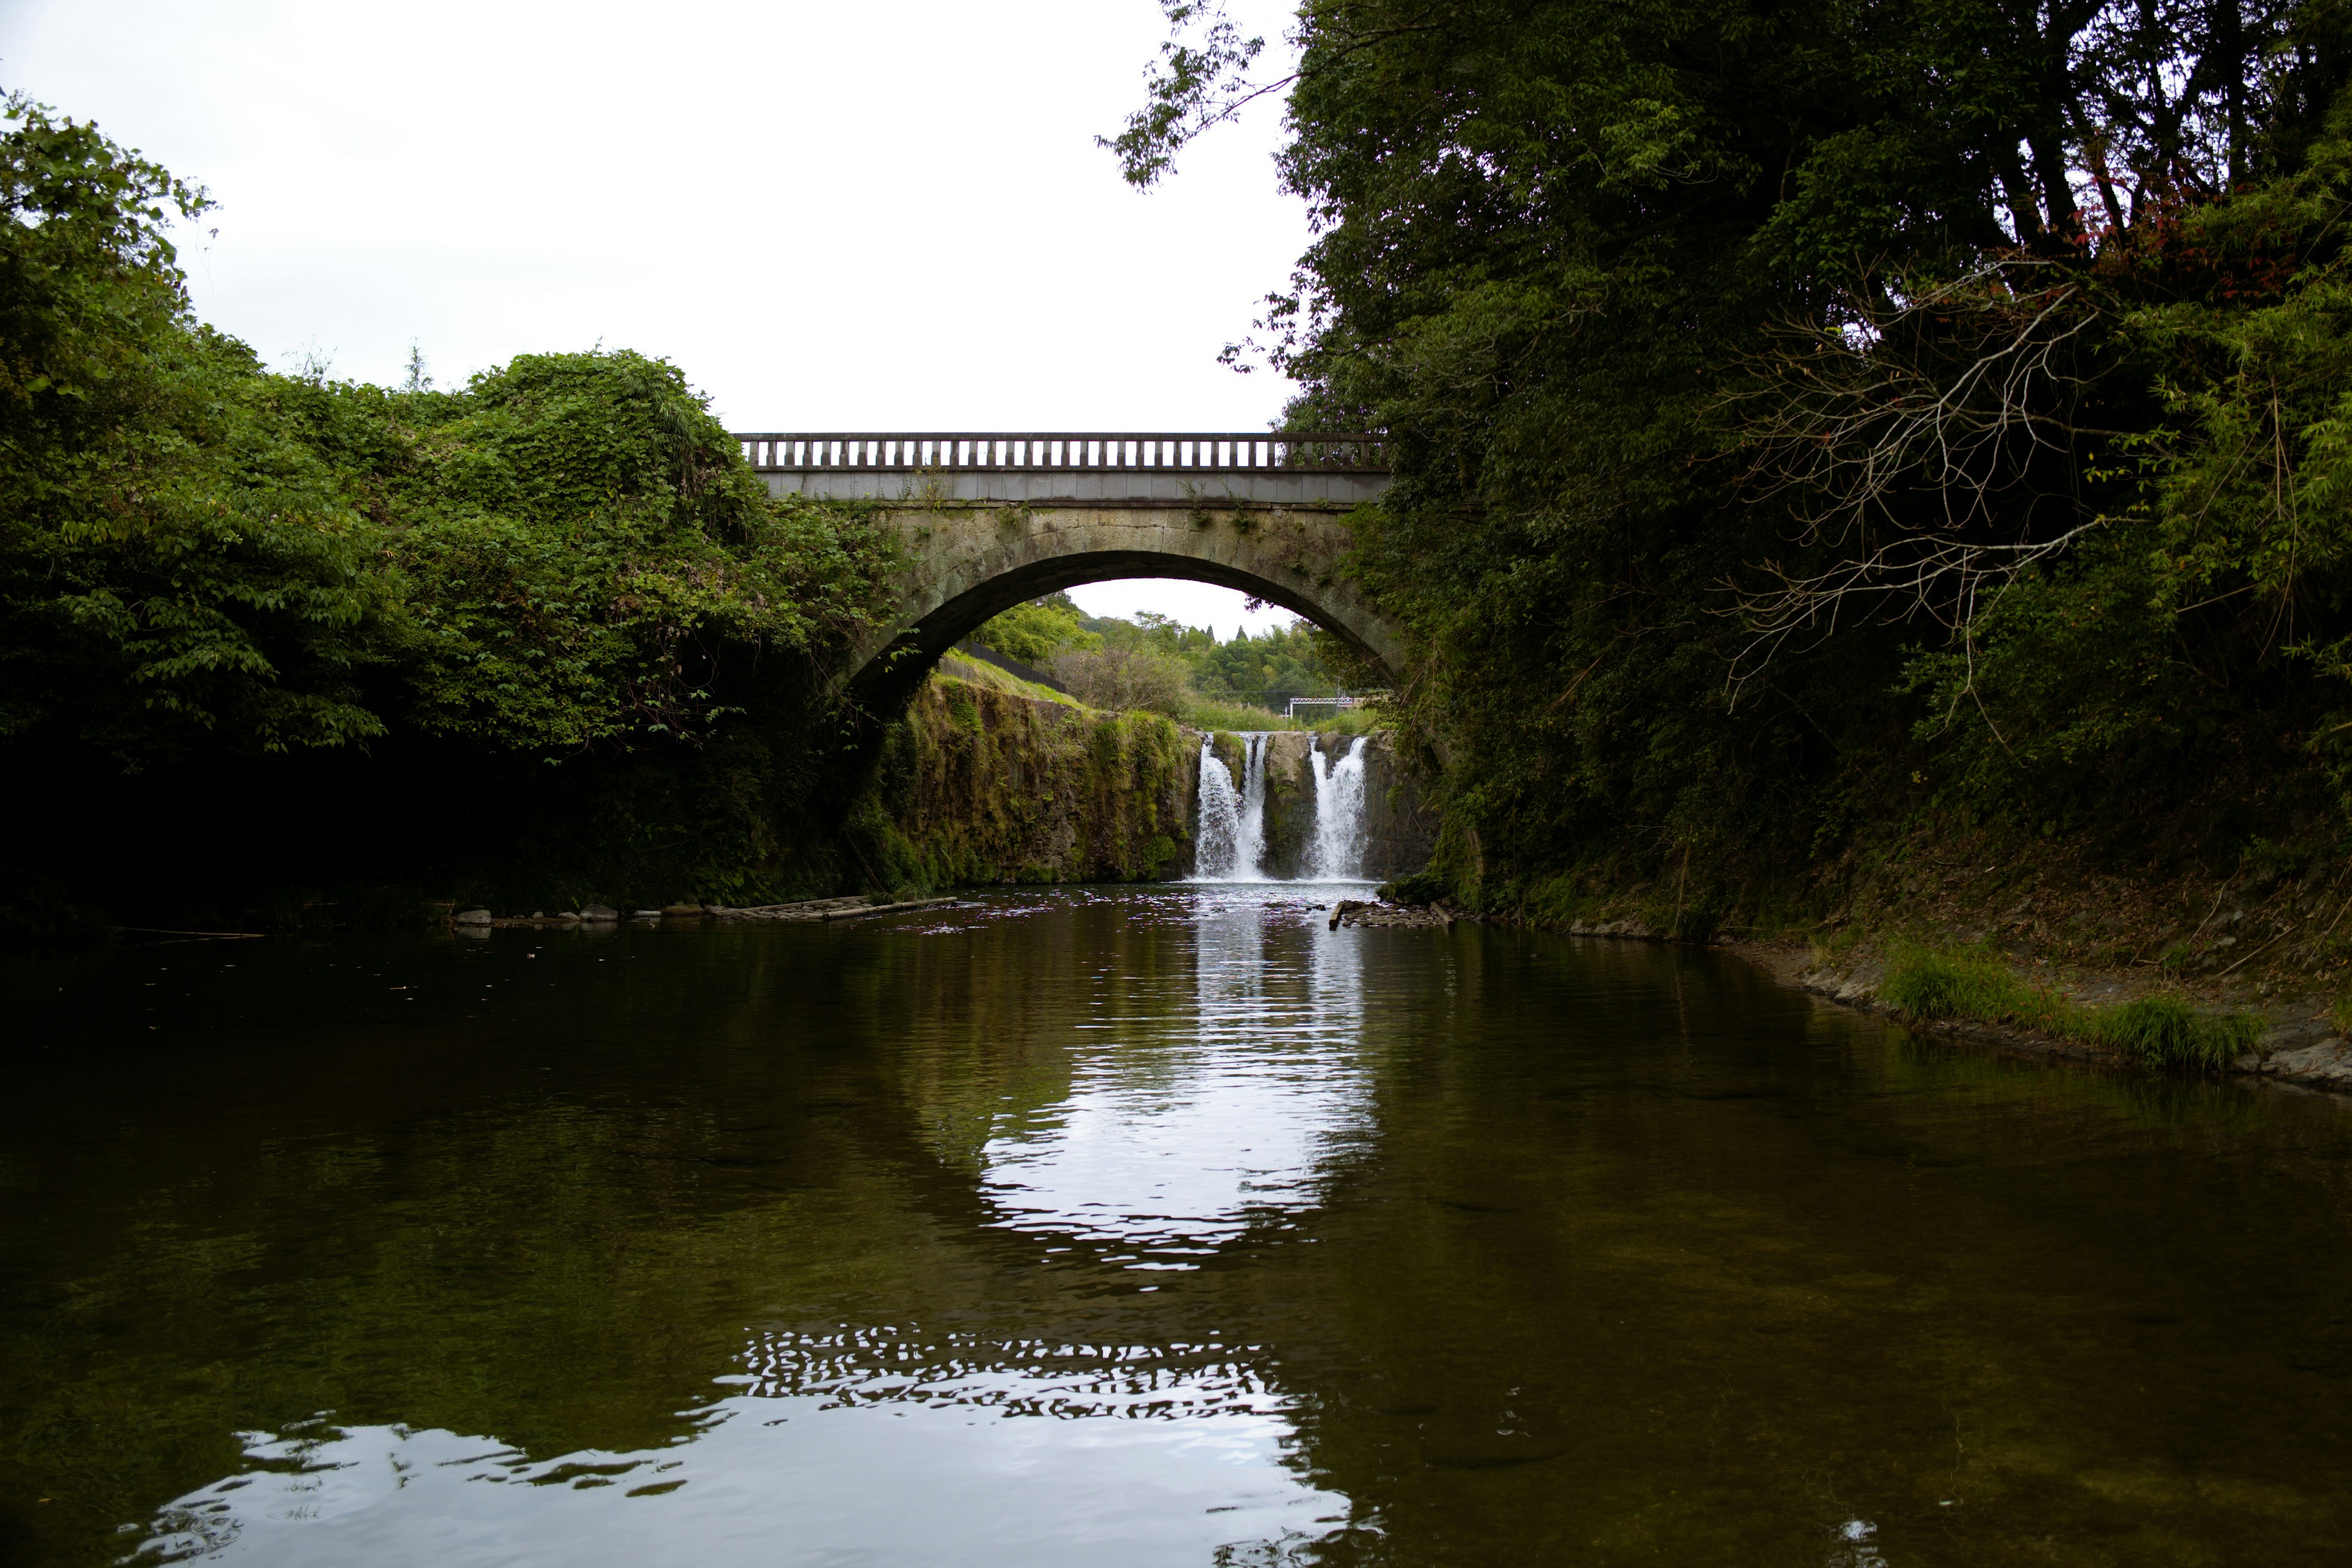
[1113, 0, 2352, 948]
[0, 97, 890, 929]
[861, 671, 1194, 889]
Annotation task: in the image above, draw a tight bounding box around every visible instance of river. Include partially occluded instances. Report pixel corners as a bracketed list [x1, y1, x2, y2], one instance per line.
[6, 886, 2351, 1564]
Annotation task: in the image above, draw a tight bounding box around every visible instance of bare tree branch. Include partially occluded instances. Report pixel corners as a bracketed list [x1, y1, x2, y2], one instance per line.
[1722, 260, 2124, 698]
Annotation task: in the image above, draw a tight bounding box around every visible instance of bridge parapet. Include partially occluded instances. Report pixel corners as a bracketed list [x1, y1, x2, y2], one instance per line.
[734, 431, 1390, 508]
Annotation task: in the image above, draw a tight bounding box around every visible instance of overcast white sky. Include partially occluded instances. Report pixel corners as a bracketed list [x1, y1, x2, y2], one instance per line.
[0, 0, 1311, 638]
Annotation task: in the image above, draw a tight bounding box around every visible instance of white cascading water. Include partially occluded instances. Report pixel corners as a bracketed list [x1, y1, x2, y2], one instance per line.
[1194, 735, 1246, 878]
[1306, 736, 1371, 879]
[1194, 732, 1371, 881]
[1236, 734, 1268, 878]
[1194, 734, 1271, 880]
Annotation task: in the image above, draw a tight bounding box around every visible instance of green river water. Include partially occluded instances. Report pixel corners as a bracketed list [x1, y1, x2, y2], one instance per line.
[4, 885, 2350, 1565]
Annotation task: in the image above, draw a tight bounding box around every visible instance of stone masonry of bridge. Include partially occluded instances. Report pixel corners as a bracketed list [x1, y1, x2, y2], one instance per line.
[737, 434, 1401, 717]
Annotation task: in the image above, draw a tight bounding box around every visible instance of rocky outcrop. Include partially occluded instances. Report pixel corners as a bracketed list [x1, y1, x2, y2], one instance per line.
[1258, 732, 1318, 876]
[1329, 897, 1457, 929]
[1358, 734, 1439, 878]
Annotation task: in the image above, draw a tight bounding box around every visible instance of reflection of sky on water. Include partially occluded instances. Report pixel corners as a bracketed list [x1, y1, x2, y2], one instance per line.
[134, 1335, 1348, 1566]
[127, 887, 1379, 1567]
[977, 886, 1374, 1265]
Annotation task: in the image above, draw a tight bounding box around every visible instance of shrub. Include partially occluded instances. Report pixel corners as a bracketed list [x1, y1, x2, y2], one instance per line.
[1180, 698, 1302, 731]
[1046, 645, 1192, 715]
[1380, 869, 1450, 906]
[1878, 946, 2033, 1022]
[2089, 995, 2260, 1069]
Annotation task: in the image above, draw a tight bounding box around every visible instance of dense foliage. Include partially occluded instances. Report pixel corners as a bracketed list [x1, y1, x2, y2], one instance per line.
[969, 592, 1099, 664]
[1116, 0, 2352, 919]
[0, 97, 886, 926]
[1169, 619, 1338, 708]
[0, 100, 391, 764]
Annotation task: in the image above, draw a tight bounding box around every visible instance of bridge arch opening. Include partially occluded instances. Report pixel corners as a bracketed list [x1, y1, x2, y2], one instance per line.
[846, 546, 1400, 722]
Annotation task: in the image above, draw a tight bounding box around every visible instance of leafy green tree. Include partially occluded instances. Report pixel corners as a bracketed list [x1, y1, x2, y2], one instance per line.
[0, 96, 394, 765]
[1186, 622, 1335, 709]
[970, 591, 1099, 664]
[0, 98, 893, 918]
[386, 350, 881, 753]
[1108, 0, 2352, 907]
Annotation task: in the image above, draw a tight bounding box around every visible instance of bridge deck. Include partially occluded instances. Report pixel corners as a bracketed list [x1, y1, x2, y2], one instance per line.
[735, 432, 1391, 508]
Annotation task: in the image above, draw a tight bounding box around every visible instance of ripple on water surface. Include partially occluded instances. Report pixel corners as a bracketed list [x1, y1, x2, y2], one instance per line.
[136, 1332, 1344, 1567]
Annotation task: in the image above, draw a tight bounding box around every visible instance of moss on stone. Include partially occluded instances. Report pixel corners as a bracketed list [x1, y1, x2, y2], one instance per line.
[881, 673, 1196, 888]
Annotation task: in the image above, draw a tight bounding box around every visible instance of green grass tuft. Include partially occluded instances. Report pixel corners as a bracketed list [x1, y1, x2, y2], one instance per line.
[2086, 994, 2261, 1069]
[1878, 946, 2032, 1022]
[1308, 706, 1384, 737]
[1878, 944, 2258, 1071]
[935, 653, 1084, 709]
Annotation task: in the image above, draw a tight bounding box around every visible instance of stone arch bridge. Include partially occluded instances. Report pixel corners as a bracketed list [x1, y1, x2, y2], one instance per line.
[736, 432, 1397, 715]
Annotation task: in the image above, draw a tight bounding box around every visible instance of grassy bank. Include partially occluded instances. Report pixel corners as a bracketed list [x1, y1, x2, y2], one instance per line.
[1874, 945, 2263, 1070]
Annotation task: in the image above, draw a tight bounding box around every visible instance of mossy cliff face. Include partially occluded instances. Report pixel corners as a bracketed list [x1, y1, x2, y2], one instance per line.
[872, 676, 1196, 886]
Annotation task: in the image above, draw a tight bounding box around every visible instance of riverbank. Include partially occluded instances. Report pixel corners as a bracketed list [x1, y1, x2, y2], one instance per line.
[1380, 805, 2352, 1096]
[1373, 858, 2352, 1094]
[1727, 939, 2352, 1095]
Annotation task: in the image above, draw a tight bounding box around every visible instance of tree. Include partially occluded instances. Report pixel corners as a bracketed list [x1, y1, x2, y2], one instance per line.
[1107, 0, 2352, 900]
[1046, 643, 1195, 713]
[970, 592, 1099, 664]
[0, 94, 392, 764]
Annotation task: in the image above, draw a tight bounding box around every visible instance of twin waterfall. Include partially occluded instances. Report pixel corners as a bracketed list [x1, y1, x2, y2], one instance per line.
[1194, 733, 1373, 882]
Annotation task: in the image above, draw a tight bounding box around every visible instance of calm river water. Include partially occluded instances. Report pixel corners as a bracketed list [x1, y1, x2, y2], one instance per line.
[6, 886, 2352, 1565]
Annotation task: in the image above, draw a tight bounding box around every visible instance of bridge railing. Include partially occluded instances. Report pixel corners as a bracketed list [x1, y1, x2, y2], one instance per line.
[733, 432, 1387, 474]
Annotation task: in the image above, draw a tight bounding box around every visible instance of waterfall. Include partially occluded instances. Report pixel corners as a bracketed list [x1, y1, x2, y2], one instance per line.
[1193, 731, 1369, 881]
[1194, 736, 1245, 878]
[1306, 736, 1370, 880]
[1236, 734, 1268, 880]
[1194, 734, 1269, 881]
